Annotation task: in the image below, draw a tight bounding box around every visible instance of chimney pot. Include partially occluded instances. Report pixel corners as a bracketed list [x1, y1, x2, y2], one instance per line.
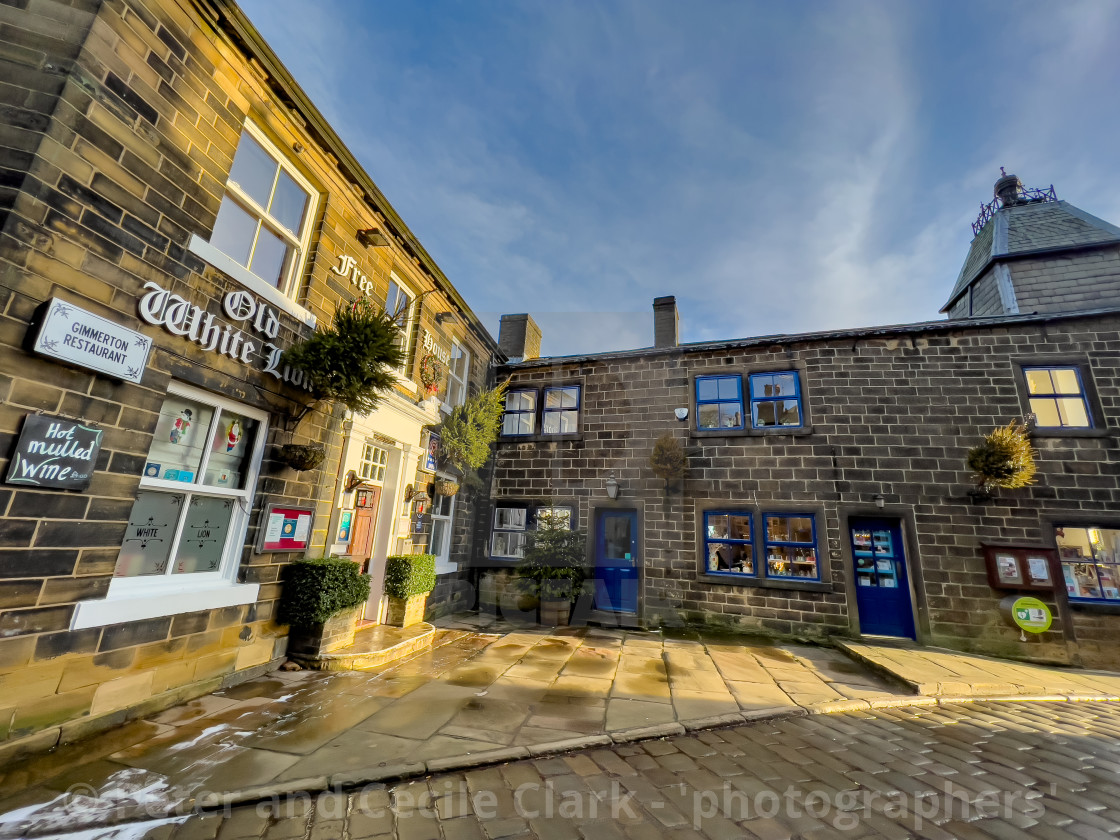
[994, 170, 1023, 206]
[498, 313, 541, 361]
[653, 296, 678, 348]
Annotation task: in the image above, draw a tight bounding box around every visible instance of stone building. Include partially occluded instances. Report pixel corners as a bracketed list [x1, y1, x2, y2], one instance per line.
[487, 175, 1120, 670]
[0, 0, 496, 757]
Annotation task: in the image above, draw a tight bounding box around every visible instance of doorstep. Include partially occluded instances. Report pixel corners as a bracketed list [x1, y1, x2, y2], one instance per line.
[293, 622, 437, 671]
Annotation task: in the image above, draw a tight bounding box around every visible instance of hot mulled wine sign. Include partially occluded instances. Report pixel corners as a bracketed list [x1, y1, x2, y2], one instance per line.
[5, 413, 103, 491]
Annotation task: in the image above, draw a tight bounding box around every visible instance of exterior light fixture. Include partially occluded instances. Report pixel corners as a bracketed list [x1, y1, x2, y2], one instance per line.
[606, 472, 620, 500]
[873, 493, 886, 509]
[674, 407, 689, 421]
[344, 470, 362, 492]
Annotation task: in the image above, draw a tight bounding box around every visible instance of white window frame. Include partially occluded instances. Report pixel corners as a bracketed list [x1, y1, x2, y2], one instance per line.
[429, 487, 457, 573]
[187, 121, 319, 328]
[358, 441, 388, 484]
[491, 505, 528, 559]
[386, 272, 416, 375]
[444, 340, 470, 409]
[71, 382, 267, 629]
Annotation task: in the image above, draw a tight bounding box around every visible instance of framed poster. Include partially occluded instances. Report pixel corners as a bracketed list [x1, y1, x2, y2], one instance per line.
[982, 544, 1056, 591]
[423, 432, 440, 473]
[337, 510, 353, 544]
[257, 502, 315, 553]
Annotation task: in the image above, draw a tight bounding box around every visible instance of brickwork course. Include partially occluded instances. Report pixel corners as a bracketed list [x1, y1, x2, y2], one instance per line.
[0, 0, 497, 756]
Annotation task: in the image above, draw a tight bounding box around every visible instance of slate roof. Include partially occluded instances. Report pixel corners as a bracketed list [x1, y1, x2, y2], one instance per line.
[941, 200, 1120, 312]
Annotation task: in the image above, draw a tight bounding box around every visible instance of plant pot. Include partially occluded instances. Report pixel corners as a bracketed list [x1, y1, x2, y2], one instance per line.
[385, 593, 429, 627]
[540, 598, 571, 627]
[276, 443, 326, 471]
[286, 605, 362, 659]
[435, 479, 460, 497]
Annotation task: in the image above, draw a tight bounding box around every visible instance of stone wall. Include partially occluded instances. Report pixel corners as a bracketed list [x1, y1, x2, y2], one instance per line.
[492, 312, 1120, 668]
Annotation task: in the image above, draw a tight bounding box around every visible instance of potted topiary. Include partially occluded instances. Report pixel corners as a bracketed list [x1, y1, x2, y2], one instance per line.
[384, 553, 436, 627]
[966, 419, 1038, 503]
[279, 557, 371, 662]
[517, 508, 587, 626]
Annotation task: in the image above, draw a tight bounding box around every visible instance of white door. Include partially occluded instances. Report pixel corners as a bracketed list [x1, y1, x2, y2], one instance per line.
[429, 491, 456, 572]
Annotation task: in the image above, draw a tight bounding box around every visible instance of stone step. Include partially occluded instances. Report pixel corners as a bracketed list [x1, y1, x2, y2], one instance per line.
[294, 622, 441, 671]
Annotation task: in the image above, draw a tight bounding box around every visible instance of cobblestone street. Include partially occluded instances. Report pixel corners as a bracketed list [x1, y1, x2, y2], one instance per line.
[29, 700, 1120, 840]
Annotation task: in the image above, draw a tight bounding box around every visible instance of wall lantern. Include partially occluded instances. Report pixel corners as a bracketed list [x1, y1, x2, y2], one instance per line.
[873, 493, 886, 509]
[606, 472, 621, 500]
[674, 407, 689, 422]
[344, 470, 363, 493]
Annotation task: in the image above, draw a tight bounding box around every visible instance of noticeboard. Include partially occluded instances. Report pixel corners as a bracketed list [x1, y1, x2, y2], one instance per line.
[983, 544, 1057, 591]
[257, 502, 315, 553]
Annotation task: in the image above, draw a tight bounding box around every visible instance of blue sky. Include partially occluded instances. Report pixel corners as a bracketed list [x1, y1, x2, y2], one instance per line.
[241, 0, 1120, 357]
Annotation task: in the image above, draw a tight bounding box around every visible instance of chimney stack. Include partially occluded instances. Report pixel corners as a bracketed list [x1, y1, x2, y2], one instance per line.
[653, 296, 678, 348]
[498, 313, 541, 361]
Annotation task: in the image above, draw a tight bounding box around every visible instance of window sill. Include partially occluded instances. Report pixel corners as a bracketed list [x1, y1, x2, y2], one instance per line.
[1030, 427, 1110, 439]
[697, 572, 829, 592]
[1069, 599, 1120, 615]
[435, 560, 459, 575]
[187, 235, 317, 329]
[691, 425, 813, 440]
[498, 433, 582, 444]
[70, 581, 260, 629]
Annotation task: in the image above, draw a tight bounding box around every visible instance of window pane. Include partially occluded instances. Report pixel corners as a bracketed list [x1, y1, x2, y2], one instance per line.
[542, 413, 560, 435]
[1064, 562, 1102, 599]
[516, 391, 536, 411]
[1096, 565, 1120, 599]
[209, 197, 258, 267]
[494, 508, 526, 530]
[767, 546, 817, 578]
[173, 496, 234, 574]
[788, 517, 813, 543]
[502, 415, 520, 435]
[706, 515, 728, 539]
[754, 402, 777, 427]
[777, 400, 801, 426]
[696, 378, 719, 401]
[697, 404, 719, 429]
[519, 414, 535, 434]
[707, 543, 752, 574]
[544, 389, 561, 409]
[228, 132, 277, 208]
[1051, 368, 1081, 395]
[1056, 398, 1090, 428]
[771, 374, 797, 397]
[430, 519, 447, 557]
[270, 168, 309, 234]
[115, 491, 184, 576]
[1025, 369, 1054, 395]
[448, 379, 463, 406]
[248, 225, 290, 289]
[750, 376, 771, 399]
[718, 404, 741, 428]
[717, 377, 739, 400]
[1030, 398, 1061, 427]
[766, 517, 790, 542]
[144, 397, 215, 483]
[561, 388, 578, 408]
[204, 411, 259, 490]
[559, 410, 577, 433]
[729, 516, 751, 540]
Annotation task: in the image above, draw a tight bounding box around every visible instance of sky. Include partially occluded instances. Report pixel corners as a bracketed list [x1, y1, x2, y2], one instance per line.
[241, 0, 1120, 358]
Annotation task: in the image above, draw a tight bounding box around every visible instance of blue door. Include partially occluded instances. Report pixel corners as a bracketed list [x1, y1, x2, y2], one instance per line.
[850, 518, 915, 639]
[594, 509, 638, 613]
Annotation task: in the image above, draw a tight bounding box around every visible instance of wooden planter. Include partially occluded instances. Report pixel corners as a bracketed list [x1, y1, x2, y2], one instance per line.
[539, 598, 571, 627]
[385, 593, 429, 627]
[286, 605, 361, 659]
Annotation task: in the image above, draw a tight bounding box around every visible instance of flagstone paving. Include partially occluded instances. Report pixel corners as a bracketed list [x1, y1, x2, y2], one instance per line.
[4, 621, 1120, 838]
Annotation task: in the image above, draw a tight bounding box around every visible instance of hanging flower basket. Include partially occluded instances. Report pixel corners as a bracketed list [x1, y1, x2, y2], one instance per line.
[435, 478, 460, 497]
[276, 443, 327, 471]
[419, 353, 445, 397]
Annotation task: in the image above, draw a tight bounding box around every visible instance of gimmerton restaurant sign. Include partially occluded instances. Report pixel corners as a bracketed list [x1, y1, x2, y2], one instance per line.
[136, 282, 312, 389]
[32, 299, 152, 384]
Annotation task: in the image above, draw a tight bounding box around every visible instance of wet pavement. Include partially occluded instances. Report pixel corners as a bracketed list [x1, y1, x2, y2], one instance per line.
[0, 625, 906, 836]
[17, 700, 1120, 839]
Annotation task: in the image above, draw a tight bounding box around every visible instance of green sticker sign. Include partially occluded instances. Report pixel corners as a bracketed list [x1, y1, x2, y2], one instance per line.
[1010, 596, 1052, 634]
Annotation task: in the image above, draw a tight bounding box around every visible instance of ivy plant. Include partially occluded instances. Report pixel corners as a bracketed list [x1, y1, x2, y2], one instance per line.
[283, 298, 406, 416]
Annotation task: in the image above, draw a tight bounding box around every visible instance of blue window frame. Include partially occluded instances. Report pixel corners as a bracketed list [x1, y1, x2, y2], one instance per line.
[763, 514, 819, 580]
[1023, 367, 1092, 429]
[502, 390, 537, 436]
[703, 511, 754, 577]
[542, 386, 581, 434]
[749, 372, 802, 428]
[696, 375, 743, 430]
[1056, 526, 1120, 602]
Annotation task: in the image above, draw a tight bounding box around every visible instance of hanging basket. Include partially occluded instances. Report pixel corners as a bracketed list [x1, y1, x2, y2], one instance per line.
[435, 478, 461, 497]
[276, 443, 327, 472]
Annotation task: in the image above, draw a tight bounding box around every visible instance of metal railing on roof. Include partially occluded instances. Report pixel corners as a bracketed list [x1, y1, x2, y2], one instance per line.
[972, 185, 1058, 236]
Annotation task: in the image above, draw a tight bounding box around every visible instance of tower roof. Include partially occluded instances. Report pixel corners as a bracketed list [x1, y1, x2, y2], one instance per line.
[941, 174, 1120, 313]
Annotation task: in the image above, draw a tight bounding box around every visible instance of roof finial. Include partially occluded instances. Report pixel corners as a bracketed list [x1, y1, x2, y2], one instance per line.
[1000, 166, 1006, 177]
